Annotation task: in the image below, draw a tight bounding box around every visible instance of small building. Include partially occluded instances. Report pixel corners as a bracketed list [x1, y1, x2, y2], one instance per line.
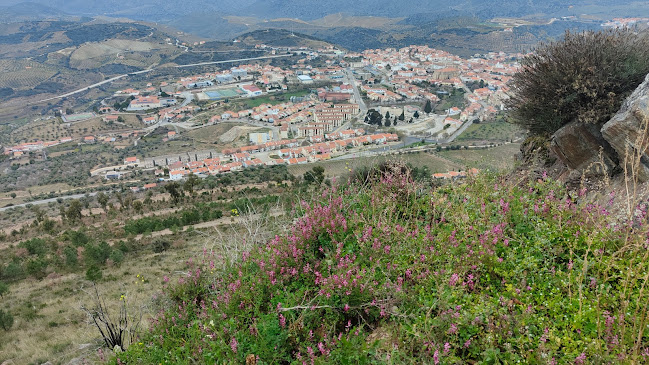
[105, 171, 122, 180]
[240, 84, 263, 97]
[124, 156, 139, 166]
[297, 75, 314, 84]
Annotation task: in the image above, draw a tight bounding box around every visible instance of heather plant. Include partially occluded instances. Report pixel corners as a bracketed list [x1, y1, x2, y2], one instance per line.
[508, 29, 649, 136]
[115, 162, 649, 364]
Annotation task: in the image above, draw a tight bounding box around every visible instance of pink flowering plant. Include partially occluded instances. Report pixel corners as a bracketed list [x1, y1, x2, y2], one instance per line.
[116, 163, 649, 364]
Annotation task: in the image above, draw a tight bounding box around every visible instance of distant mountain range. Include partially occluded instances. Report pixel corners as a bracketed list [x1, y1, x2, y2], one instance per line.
[1, 0, 648, 57]
[1, 0, 648, 22]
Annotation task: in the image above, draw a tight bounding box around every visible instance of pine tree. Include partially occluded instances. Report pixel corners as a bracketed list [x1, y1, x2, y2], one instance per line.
[424, 100, 432, 114]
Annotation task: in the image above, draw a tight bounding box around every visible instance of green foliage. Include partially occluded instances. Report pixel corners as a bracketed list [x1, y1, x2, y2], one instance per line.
[0, 309, 14, 331]
[123, 202, 224, 235]
[85, 265, 102, 282]
[109, 249, 124, 265]
[63, 245, 78, 267]
[303, 166, 325, 185]
[508, 29, 649, 136]
[424, 99, 432, 113]
[164, 182, 183, 204]
[84, 241, 112, 265]
[18, 238, 47, 256]
[151, 238, 171, 253]
[65, 199, 83, 222]
[25, 257, 48, 279]
[365, 109, 383, 126]
[0, 281, 8, 297]
[1, 261, 24, 281]
[116, 164, 649, 364]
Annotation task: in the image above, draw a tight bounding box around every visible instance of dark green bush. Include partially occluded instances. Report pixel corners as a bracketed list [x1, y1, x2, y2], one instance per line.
[0, 309, 13, 331]
[86, 265, 103, 282]
[507, 29, 649, 136]
[152, 238, 171, 253]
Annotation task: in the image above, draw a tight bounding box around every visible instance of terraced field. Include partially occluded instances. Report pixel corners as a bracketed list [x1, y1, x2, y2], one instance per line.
[68, 39, 173, 70]
[0, 59, 58, 90]
[437, 142, 521, 171]
[288, 152, 463, 178]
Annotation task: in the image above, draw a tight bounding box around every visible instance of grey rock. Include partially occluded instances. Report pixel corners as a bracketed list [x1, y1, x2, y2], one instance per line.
[602, 73, 649, 182]
[550, 121, 618, 174]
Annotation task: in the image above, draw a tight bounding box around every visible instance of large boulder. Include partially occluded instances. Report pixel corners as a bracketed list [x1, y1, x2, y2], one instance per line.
[550, 121, 618, 174]
[601, 73, 649, 182]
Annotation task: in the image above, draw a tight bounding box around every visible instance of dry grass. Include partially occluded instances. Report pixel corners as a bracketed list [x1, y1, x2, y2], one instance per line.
[185, 122, 243, 144]
[437, 143, 521, 171]
[288, 152, 462, 178]
[9, 115, 143, 144]
[0, 232, 204, 364]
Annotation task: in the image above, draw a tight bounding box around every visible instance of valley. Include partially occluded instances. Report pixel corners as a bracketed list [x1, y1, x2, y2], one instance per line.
[1, 1, 649, 364]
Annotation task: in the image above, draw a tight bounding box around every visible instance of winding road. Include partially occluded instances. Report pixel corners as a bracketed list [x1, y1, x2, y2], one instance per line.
[34, 54, 294, 104]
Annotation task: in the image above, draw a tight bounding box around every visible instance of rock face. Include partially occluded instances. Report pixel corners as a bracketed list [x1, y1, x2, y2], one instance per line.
[550, 121, 618, 174]
[601, 73, 649, 182]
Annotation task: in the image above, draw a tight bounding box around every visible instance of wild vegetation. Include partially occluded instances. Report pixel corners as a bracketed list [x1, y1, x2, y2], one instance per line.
[507, 29, 649, 136]
[110, 162, 649, 363]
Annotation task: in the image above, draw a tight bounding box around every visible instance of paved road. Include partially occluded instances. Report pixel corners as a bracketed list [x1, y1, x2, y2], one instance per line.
[444, 119, 474, 143]
[344, 68, 367, 114]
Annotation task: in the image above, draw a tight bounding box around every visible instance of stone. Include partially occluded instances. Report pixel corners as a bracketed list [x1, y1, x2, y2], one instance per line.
[550, 121, 618, 174]
[601, 73, 649, 182]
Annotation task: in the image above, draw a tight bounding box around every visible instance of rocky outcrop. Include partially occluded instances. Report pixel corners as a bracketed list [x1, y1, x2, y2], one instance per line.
[550, 121, 618, 174]
[601, 73, 649, 182]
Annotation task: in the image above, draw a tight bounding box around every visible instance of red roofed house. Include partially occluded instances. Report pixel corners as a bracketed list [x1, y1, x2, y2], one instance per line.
[124, 156, 139, 166]
[240, 84, 263, 97]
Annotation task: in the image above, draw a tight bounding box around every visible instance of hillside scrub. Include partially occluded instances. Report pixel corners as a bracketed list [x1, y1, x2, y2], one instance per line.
[507, 29, 649, 136]
[115, 163, 649, 364]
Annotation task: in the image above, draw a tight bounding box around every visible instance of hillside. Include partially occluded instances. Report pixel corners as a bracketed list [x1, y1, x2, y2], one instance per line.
[235, 29, 337, 49]
[112, 163, 649, 364]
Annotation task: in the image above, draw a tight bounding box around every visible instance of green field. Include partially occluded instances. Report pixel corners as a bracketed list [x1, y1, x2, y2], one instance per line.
[456, 121, 524, 142]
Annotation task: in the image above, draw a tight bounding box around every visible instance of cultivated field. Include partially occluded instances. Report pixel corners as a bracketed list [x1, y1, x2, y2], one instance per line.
[8, 115, 143, 144]
[0, 59, 59, 90]
[288, 152, 463, 178]
[455, 121, 524, 142]
[437, 142, 521, 171]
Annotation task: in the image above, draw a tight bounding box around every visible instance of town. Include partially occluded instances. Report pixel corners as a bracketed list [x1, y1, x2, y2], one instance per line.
[3, 43, 520, 184]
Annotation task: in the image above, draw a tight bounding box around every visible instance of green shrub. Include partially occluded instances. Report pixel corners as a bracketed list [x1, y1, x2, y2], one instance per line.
[508, 29, 649, 136]
[1, 261, 24, 281]
[0, 281, 8, 297]
[18, 238, 47, 256]
[151, 238, 170, 253]
[0, 309, 13, 331]
[109, 249, 124, 265]
[25, 258, 48, 279]
[86, 265, 102, 282]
